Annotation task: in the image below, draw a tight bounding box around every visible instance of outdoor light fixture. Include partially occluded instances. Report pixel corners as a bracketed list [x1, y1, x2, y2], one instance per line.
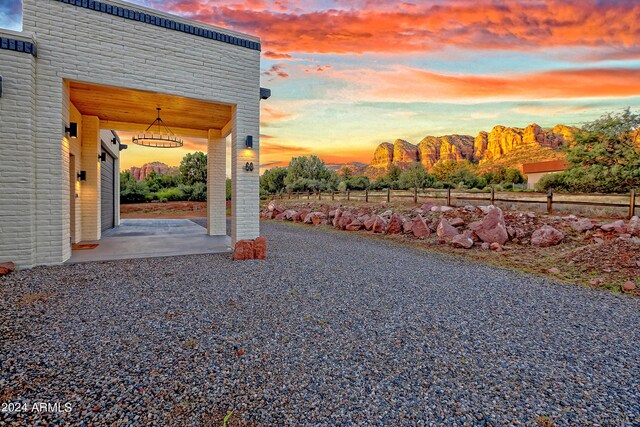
[132, 108, 184, 148]
[99, 152, 106, 162]
[77, 171, 86, 181]
[245, 135, 253, 149]
[65, 122, 78, 139]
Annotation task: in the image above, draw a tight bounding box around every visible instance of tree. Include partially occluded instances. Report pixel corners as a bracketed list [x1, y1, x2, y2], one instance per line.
[120, 170, 149, 203]
[431, 159, 474, 183]
[537, 108, 640, 193]
[398, 162, 435, 189]
[180, 151, 207, 185]
[260, 167, 288, 194]
[284, 155, 337, 192]
[343, 175, 370, 190]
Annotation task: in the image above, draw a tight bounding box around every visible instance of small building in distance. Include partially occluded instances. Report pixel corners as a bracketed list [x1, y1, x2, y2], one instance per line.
[522, 160, 570, 189]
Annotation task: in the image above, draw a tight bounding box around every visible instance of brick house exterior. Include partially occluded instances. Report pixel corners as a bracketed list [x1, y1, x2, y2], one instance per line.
[0, 0, 263, 268]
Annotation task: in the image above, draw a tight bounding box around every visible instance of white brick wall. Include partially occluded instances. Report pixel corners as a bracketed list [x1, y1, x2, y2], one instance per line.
[0, 0, 261, 267]
[0, 33, 37, 268]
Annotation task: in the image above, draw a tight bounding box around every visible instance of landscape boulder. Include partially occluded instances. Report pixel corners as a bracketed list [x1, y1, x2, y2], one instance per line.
[628, 216, 640, 236]
[622, 281, 637, 293]
[436, 218, 459, 239]
[402, 219, 413, 234]
[372, 215, 388, 233]
[345, 219, 364, 231]
[253, 237, 267, 260]
[451, 234, 473, 249]
[601, 220, 626, 234]
[337, 211, 355, 230]
[233, 240, 255, 260]
[412, 216, 430, 238]
[0, 262, 15, 277]
[571, 218, 594, 232]
[364, 216, 376, 231]
[282, 209, 296, 220]
[449, 217, 465, 227]
[431, 205, 453, 213]
[490, 242, 504, 251]
[386, 214, 404, 234]
[420, 202, 434, 212]
[312, 212, 327, 225]
[531, 225, 564, 247]
[469, 206, 508, 245]
[332, 209, 343, 227]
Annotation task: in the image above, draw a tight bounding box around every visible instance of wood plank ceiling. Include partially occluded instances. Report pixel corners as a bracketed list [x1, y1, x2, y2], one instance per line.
[69, 81, 233, 133]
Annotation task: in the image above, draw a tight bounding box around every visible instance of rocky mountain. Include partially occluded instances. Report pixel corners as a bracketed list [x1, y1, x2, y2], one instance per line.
[130, 162, 176, 181]
[362, 123, 578, 177]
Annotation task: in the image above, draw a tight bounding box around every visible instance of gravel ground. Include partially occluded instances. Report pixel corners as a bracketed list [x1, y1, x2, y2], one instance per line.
[1, 220, 639, 426]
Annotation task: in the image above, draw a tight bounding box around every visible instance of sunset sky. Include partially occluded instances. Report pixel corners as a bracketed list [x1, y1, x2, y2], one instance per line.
[2, 0, 640, 171]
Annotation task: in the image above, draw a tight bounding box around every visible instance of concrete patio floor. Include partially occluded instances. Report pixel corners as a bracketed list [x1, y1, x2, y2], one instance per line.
[67, 219, 231, 263]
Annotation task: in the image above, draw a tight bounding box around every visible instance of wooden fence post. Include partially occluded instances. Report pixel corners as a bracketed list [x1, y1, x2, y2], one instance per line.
[547, 189, 553, 214]
[490, 185, 495, 205]
[288, 191, 291, 200]
[630, 189, 636, 219]
[331, 191, 335, 201]
[318, 191, 322, 200]
[413, 187, 418, 204]
[307, 191, 310, 200]
[347, 190, 350, 201]
[387, 188, 391, 203]
[365, 189, 369, 203]
[446, 188, 452, 206]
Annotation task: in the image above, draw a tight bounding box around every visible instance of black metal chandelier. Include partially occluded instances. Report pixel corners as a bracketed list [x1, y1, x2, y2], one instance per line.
[132, 108, 184, 148]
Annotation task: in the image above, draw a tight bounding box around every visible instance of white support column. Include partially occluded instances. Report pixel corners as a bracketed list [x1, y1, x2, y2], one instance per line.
[80, 115, 101, 241]
[207, 130, 227, 236]
[231, 103, 260, 244]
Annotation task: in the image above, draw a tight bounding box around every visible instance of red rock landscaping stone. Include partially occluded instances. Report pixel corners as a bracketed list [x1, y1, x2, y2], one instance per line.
[622, 281, 637, 292]
[345, 219, 364, 231]
[450, 234, 473, 249]
[531, 225, 564, 247]
[412, 216, 430, 238]
[436, 218, 459, 239]
[253, 237, 267, 260]
[386, 214, 404, 234]
[601, 220, 626, 234]
[372, 215, 387, 233]
[469, 206, 508, 245]
[233, 240, 255, 260]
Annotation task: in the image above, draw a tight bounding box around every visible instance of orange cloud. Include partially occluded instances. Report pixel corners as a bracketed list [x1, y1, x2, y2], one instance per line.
[262, 64, 289, 80]
[263, 51, 293, 59]
[334, 67, 640, 102]
[151, 0, 640, 55]
[261, 105, 296, 123]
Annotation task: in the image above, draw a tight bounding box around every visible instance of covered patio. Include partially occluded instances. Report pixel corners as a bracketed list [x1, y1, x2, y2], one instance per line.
[67, 219, 231, 263]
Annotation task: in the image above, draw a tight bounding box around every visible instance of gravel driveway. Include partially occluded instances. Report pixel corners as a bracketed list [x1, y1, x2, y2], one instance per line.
[1, 221, 639, 426]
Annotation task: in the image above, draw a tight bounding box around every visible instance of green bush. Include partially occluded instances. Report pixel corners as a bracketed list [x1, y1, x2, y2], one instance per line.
[155, 187, 185, 201]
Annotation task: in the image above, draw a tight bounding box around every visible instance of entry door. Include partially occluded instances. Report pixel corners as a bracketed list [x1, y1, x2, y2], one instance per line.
[100, 149, 115, 232]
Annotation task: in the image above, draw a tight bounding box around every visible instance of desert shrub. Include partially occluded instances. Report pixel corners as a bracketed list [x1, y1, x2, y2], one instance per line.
[226, 178, 232, 200]
[155, 187, 185, 201]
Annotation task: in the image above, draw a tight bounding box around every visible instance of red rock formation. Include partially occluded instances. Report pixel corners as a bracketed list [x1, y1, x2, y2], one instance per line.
[370, 142, 394, 170]
[392, 139, 419, 167]
[130, 161, 172, 181]
[419, 135, 474, 170]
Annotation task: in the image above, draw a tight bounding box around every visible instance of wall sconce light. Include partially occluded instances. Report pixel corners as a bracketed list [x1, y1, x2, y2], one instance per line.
[65, 122, 78, 139]
[245, 135, 253, 149]
[98, 152, 106, 162]
[77, 171, 87, 181]
[245, 162, 254, 172]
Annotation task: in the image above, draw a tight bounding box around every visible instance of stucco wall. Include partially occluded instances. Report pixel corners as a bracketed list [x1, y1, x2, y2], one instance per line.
[0, 0, 261, 267]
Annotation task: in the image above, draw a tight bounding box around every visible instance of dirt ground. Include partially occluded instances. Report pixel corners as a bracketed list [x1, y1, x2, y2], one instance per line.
[120, 201, 231, 219]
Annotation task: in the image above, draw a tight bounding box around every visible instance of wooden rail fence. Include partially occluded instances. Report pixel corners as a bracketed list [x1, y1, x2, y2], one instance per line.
[266, 187, 639, 219]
